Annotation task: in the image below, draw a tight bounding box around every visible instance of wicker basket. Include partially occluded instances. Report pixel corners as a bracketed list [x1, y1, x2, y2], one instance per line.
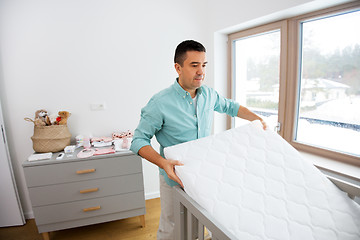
[31, 125, 71, 153]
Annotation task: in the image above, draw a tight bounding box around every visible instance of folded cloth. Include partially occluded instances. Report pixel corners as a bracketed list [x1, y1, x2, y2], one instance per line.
[93, 147, 115, 156]
[28, 152, 53, 161]
[101, 137, 113, 142]
[92, 141, 113, 148]
[77, 149, 95, 158]
[91, 137, 113, 143]
[91, 137, 102, 142]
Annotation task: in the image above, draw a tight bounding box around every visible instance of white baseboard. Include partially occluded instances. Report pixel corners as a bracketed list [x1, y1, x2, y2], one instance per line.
[24, 211, 34, 220]
[145, 191, 160, 200]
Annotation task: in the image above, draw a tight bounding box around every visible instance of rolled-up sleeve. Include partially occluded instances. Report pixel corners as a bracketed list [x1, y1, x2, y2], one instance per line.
[213, 89, 240, 117]
[130, 99, 163, 155]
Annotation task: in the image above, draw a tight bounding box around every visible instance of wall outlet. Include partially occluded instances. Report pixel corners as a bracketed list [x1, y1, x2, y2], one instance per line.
[90, 103, 106, 111]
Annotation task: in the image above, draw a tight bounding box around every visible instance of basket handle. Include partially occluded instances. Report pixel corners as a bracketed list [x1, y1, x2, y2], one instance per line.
[24, 118, 35, 123]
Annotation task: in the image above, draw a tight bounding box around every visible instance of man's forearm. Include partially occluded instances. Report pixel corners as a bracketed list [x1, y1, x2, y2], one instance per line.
[237, 105, 263, 121]
[138, 145, 167, 169]
[237, 105, 267, 130]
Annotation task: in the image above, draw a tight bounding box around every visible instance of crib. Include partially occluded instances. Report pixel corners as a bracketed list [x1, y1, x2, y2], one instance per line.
[173, 174, 360, 240]
[167, 123, 360, 240]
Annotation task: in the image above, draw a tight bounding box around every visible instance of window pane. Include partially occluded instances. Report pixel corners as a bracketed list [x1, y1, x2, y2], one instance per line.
[296, 10, 360, 157]
[233, 30, 281, 131]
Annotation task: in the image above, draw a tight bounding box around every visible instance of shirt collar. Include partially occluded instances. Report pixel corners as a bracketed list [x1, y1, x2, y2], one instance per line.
[173, 78, 203, 98]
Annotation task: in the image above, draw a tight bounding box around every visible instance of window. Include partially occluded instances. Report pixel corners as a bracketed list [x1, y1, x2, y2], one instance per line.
[296, 10, 360, 157]
[229, 21, 287, 135]
[229, 2, 360, 164]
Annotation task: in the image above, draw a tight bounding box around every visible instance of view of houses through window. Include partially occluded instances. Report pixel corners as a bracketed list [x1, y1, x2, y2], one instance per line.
[296, 10, 360, 156]
[233, 30, 281, 131]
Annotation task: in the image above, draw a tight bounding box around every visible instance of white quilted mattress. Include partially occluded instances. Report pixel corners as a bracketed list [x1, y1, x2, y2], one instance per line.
[164, 121, 360, 240]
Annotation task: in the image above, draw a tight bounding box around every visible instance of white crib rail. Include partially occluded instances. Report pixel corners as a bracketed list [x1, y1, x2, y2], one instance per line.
[326, 175, 360, 200]
[173, 185, 237, 240]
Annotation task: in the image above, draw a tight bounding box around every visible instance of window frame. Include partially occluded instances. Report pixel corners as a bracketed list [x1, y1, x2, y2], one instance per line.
[228, 20, 288, 136]
[228, 2, 360, 166]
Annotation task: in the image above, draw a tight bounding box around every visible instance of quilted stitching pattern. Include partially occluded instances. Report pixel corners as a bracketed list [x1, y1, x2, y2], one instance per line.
[165, 121, 360, 240]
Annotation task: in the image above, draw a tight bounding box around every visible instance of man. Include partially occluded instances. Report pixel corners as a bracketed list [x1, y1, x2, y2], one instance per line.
[130, 40, 266, 239]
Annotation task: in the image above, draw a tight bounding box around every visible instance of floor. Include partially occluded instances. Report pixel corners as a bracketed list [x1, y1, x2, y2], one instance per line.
[0, 198, 160, 240]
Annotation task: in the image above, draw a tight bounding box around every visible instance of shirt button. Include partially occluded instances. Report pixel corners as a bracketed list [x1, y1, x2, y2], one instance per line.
[194, 115, 196, 118]
[183, 96, 185, 98]
[190, 102, 192, 104]
[186, 93, 189, 95]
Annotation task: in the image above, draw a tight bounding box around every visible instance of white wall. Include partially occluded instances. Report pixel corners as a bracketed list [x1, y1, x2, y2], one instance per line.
[0, 0, 352, 219]
[0, 0, 209, 218]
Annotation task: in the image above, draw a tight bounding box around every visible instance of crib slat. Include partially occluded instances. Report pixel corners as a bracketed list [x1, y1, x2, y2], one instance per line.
[174, 198, 185, 240]
[180, 204, 186, 239]
[187, 212, 192, 240]
[187, 212, 198, 240]
[198, 223, 205, 240]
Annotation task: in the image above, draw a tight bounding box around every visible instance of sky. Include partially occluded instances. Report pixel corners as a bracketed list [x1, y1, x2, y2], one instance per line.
[302, 10, 360, 54]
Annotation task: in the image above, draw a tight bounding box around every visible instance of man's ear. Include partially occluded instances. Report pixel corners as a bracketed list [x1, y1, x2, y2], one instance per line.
[174, 63, 182, 75]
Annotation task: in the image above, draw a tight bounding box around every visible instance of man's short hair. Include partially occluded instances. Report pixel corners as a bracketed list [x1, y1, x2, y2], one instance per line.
[174, 40, 206, 66]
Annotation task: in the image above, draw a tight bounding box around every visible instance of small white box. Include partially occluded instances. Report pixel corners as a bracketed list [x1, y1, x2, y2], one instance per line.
[64, 145, 76, 154]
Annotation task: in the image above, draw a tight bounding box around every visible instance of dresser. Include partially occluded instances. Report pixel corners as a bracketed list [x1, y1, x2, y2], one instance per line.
[22, 149, 146, 240]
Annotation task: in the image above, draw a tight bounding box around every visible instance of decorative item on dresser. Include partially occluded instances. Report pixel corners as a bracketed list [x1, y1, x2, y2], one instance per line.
[22, 148, 146, 240]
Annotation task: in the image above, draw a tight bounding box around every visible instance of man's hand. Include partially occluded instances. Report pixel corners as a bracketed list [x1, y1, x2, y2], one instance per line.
[237, 105, 268, 130]
[260, 120, 268, 130]
[138, 145, 184, 187]
[162, 159, 184, 188]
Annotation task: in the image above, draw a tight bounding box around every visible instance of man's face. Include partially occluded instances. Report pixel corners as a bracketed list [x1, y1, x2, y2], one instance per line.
[175, 51, 207, 95]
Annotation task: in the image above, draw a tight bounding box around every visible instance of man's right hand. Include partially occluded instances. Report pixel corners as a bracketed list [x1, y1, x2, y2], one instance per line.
[162, 159, 184, 188]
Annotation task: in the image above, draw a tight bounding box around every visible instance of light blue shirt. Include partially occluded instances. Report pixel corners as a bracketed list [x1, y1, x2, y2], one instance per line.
[130, 80, 240, 186]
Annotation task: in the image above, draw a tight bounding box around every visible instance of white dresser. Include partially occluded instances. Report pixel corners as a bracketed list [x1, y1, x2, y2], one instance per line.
[23, 149, 145, 240]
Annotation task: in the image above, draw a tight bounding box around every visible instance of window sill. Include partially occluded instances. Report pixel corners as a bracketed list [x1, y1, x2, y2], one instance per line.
[300, 151, 360, 185]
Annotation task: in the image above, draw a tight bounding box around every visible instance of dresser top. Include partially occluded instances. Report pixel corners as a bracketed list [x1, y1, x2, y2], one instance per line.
[23, 148, 136, 167]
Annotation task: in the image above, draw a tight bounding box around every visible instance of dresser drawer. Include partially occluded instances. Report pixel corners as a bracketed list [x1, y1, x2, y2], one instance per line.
[28, 173, 144, 206]
[32, 191, 145, 225]
[24, 155, 141, 187]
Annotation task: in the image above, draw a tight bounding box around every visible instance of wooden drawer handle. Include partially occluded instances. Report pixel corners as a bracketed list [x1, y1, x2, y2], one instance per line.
[76, 169, 96, 174]
[80, 187, 99, 194]
[82, 206, 101, 212]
